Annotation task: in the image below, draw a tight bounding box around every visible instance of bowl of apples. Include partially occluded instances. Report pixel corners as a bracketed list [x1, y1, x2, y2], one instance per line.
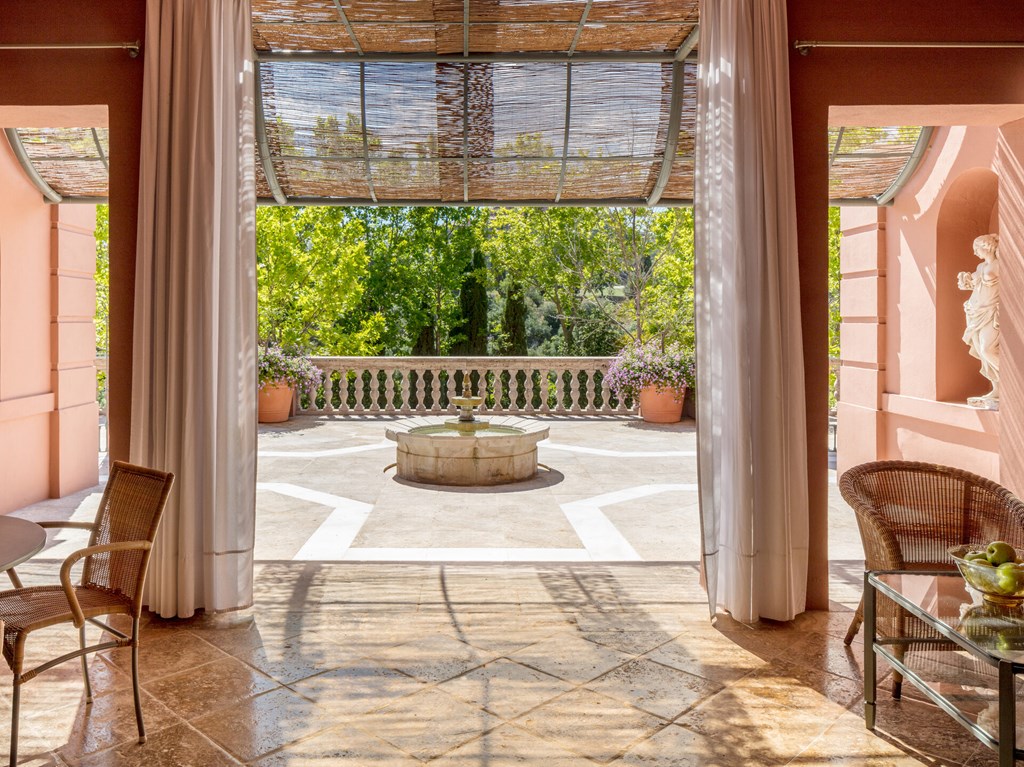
[950, 542, 1024, 606]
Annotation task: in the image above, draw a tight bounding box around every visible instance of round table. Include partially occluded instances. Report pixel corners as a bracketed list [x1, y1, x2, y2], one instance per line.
[0, 517, 46, 589]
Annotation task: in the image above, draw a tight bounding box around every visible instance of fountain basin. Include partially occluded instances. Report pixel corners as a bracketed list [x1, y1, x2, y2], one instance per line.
[385, 416, 549, 486]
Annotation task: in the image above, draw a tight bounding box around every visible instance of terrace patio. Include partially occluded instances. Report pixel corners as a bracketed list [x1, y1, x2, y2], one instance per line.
[3, 416, 995, 766]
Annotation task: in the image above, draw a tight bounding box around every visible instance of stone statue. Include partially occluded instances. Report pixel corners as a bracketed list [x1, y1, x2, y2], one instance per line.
[957, 233, 1000, 408]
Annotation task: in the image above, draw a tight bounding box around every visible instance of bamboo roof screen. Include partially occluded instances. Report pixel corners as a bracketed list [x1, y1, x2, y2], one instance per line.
[4, 1, 929, 207]
[827, 126, 931, 204]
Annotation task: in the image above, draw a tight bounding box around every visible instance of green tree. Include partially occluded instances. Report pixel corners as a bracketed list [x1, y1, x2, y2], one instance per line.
[828, 206, 842, 408]
[451, 248, 489, 355]
[256, 206, 383, 354]
[487, 207, 604, 352]
[497, 282, 528, 355]
[94, 205, 109, 356]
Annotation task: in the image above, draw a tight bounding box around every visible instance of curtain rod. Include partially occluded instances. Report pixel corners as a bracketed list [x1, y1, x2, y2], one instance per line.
[0, 42, 140, 57]
[794, 40, 1024, 55]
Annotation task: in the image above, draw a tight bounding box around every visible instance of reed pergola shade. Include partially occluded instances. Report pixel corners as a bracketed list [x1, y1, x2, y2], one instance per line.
[4, 1, 929, 207]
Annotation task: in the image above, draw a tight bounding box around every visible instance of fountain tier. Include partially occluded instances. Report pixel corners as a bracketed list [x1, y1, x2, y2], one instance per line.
[385, 415, 549, 486]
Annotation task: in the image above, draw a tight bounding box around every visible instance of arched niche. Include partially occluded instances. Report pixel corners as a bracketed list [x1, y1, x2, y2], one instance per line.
[935, 167, 999, 402]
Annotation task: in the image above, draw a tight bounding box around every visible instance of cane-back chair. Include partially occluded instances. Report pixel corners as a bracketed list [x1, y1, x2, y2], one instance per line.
[0, 461, 174, 767]
[840, 460, 1024, 692]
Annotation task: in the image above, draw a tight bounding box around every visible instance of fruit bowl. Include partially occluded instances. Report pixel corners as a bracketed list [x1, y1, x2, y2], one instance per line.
[949, 544, 1024, 606]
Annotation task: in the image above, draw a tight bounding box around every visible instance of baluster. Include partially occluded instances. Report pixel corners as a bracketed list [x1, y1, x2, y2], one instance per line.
[399, 369, 412, 414]
[489, 366, 501, 413]
[370, 366, 382, 413]
[571, 369, 584, 415]
[524, 366, 536, 414]
[414, 368, 426, 413]
[544, 368, 561, 415]
[445, 367, 456, 413]
[507, 368, 519, 413]
[352, 368, 364, 413]
[550, 368, 562, 414]
[585, 367, 598, 414]
[384, 368, 396, 414]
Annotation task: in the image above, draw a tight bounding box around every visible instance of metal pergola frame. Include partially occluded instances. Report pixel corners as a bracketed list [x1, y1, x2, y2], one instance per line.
[252, 10, 700, 208]
[826, 126, 934, 206]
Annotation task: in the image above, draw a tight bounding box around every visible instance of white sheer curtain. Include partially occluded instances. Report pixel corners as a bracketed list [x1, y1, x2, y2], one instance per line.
[694, 0, 809, 622]
[131, 0, 257, 618]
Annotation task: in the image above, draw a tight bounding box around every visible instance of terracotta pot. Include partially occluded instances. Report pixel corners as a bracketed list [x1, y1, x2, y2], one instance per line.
[638, 386, 685, 423]
[258, 383, 294, 423]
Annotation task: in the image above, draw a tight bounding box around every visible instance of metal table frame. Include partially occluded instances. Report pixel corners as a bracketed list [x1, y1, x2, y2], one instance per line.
[866, 570, 1024, 765]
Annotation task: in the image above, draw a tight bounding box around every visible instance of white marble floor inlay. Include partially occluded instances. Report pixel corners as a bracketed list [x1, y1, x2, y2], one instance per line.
[259, 440, 394, 458]
[539, 440, 696, 458]
[261, 481, 694, 563]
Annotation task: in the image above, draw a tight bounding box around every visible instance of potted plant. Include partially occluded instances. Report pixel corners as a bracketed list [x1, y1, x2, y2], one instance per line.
[257, 345, 322, 423]
[605, 341, 695, 423]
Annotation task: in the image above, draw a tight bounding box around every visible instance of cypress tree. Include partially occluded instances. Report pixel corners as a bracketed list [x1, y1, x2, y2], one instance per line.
[452, 249, 489, 355]
[500, 282, 528, 356]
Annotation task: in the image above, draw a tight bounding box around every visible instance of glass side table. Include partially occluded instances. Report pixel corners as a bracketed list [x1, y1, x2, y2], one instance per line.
[867, 571, 1024, 765]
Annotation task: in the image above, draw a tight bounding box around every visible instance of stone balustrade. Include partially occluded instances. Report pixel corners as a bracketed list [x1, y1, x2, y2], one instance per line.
[299, 356, 637, 416]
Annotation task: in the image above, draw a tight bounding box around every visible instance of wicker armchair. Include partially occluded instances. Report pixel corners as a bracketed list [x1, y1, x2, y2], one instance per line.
[841, 460, 1024, 646]
[0, 461, 174, 767]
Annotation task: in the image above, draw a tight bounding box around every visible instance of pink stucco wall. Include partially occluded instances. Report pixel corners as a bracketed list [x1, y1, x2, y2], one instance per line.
[838, 126, 1004, 479]
[0, 135, 98, 514]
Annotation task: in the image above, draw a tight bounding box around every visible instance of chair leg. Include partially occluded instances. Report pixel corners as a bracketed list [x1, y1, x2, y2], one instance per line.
[130, 618, 146, 745]
[892, 643, 905, 699]
[845, 595, 864, 645]
[79, 625, 93, 704]
[10, 678, 21, 767]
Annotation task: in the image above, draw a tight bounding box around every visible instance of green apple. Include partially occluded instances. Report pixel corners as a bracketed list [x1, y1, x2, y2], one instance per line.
[965, 551, 991, 563]
[997, 562, 1021, 594]
[987, 541, 1018, 566]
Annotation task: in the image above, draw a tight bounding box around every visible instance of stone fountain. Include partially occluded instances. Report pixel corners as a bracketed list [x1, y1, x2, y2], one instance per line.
[385, 395, 548, 486]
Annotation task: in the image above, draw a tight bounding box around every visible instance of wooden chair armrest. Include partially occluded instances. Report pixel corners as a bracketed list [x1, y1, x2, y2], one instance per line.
[59, 541, 152, 627]
[37, 521, 97, 532]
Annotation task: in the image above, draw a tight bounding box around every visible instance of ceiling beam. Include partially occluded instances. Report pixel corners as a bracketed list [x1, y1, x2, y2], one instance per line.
[462, 64, 469, 201]
[273, 153, 665, 164]
[331, 0, 363, 55]
[257, 51, 692, 64]
[359, 63, 378, 203]
[91, 128, 109, 171]
[567, 0, 594, 57]
[554, 63, 573, 203]
[253, 61, 288, 205]
[646, 26, 699, 206]
[262, 196, 694, 208]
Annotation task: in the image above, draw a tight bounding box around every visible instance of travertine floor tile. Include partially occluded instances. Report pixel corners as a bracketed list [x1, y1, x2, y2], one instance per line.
[72, 723, 238, 767]
[677, 687, 842, 766]
[142, 656, 280, 721]
[509, 632, 633, 683]
[430, 723, 588, 766]
[616, 723, 734, 767]
[368, 633, 496, 683]
[250, 724, 421, 766]
[101, 631, 228, 683]
[352, 687, 502, 761]
[190, 687, 337, 763]
[585, 657, 720, 720]
[56, 688, 181, 763]
[287, 658, 425, 718]
[515, 687, 664, 762]
[439, 658, 575, 719]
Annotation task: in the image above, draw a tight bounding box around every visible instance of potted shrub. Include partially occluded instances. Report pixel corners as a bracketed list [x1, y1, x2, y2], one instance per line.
[257, 346, 322, 423]
[605, 341, 695, 423]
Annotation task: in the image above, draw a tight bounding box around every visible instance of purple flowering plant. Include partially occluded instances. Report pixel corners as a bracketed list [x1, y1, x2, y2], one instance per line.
[258, 345, 322, 391]
[604, 341, 695, 400]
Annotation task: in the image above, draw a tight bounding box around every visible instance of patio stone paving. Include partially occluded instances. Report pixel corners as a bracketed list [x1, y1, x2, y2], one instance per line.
[2, 416, 994, 765]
